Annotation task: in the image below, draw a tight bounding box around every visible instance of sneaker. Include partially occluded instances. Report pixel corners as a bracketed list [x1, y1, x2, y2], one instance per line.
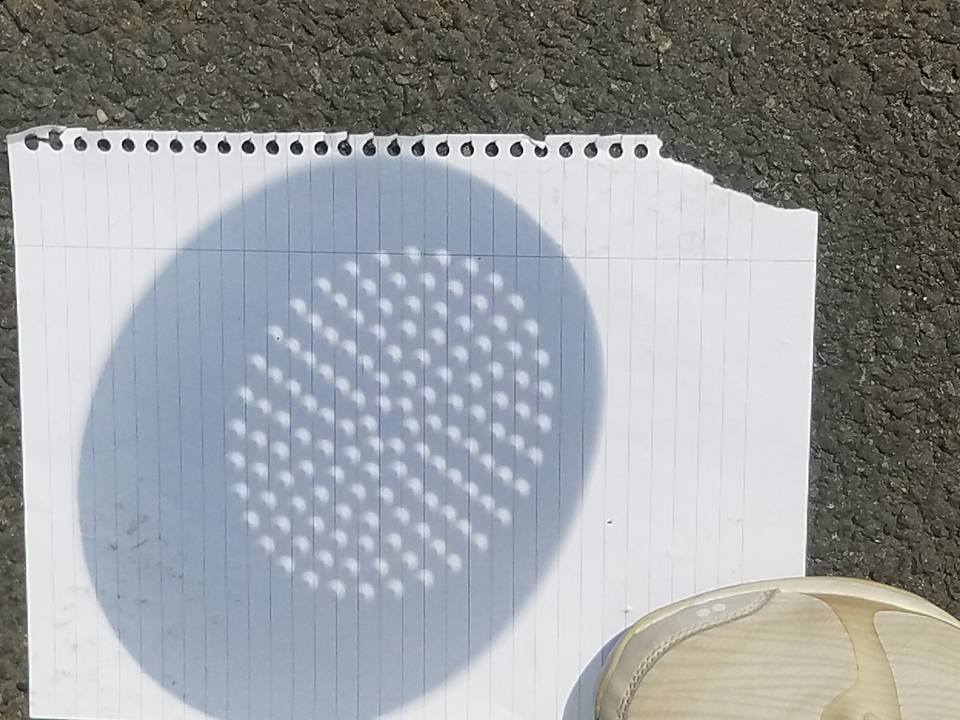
[595, 577, 960, 719]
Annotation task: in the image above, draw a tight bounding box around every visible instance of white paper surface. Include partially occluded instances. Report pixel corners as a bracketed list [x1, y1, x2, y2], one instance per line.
[8, 127, 817, 720]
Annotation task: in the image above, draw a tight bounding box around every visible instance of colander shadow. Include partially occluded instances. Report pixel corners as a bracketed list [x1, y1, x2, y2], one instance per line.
[79, 157, 604, 719]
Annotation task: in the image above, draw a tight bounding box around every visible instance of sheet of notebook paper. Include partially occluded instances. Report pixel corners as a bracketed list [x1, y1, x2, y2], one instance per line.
[8, 127, 817, 720]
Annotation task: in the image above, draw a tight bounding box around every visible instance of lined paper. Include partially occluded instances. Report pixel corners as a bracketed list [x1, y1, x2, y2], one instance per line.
[8, 127, 817, 720]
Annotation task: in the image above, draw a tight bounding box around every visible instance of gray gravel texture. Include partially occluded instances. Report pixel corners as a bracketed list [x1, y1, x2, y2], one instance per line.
[3, 0, 960, 716]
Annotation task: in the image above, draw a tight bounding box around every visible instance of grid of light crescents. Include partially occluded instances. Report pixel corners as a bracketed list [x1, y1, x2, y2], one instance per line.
[225, 247, 555, 602]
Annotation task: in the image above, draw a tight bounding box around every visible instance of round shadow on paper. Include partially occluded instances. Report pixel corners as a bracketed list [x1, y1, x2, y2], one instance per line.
[79, 157, 603, 719]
